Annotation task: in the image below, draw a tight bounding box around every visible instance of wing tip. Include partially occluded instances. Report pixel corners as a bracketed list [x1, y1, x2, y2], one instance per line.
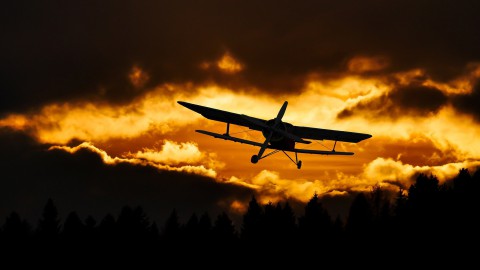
[359, 134, 373, 141]
[177, 101, 198, 111]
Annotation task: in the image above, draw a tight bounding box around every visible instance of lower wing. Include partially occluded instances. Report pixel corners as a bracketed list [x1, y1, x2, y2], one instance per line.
[196, 130, 353, 155]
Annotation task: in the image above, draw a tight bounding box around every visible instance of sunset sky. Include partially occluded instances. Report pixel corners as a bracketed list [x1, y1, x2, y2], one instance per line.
[1, 0, 480, 223]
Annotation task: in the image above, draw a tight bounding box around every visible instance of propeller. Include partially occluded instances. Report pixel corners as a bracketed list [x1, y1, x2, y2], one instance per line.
[251, 101, 310, 164]
[275, 101, 288, 126]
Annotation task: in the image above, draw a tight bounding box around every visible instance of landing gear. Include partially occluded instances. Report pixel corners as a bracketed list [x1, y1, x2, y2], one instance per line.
[297, 160, 302, 169]
[251, 150, 302, 169]
[295, 152, 302, 169]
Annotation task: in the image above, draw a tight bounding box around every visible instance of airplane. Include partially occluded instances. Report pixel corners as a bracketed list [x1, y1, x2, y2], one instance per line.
[177, 101, 372, 169]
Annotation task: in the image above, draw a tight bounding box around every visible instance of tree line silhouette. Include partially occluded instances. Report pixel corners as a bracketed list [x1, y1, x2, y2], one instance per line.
[1, 168, 479, 257]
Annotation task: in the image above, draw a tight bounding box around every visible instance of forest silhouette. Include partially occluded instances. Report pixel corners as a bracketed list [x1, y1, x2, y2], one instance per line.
[1, 168, 479, 260]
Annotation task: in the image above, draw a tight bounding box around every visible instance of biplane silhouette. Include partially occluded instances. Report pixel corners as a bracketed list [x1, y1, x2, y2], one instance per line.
[178, 101, 371, 169]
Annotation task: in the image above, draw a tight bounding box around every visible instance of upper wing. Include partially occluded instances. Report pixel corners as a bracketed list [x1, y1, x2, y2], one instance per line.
[178, 101, 372, 143]
[292, 126, 372, 143]
[178, 101, 265, 131]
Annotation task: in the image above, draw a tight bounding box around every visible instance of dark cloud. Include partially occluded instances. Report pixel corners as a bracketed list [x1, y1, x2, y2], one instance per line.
[452, 80, 480, 121]
[2, 0, 480, 114]
[339, 78, 480, 122]
[338, 84, 448, 119]
[390, 85, 448, 113]
[0, 128, 254, 224]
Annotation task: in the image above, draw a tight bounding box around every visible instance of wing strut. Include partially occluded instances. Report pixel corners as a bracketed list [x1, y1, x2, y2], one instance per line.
[281, 151, 302, 169]
[257, 149, 281, 160]
[224, 123, 230, 136]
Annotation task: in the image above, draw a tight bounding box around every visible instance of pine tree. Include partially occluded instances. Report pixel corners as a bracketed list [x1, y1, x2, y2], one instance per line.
[37, 198, 60, 241]
[198, 212, 212, 241]
[213, 212, 237, 244]
[241, 196, 263, 242]
[98, 214, 116, 247]
[62, 211, 85, 242]
[163, 209, 180, 242]
[298, 193, 332, 243]
[280, 202, 297, 242]
[184, 213, 199, 242]
[2, 211, 31, 243]
[345, 192, 372, 237]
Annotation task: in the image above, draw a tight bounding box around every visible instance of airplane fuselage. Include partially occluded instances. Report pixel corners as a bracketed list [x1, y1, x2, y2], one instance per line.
[261, 119, 295, 150]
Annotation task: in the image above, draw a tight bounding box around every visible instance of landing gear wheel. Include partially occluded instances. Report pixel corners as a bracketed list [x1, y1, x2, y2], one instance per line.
[251, 155, 259, 164]
[297, 160, 302, 169]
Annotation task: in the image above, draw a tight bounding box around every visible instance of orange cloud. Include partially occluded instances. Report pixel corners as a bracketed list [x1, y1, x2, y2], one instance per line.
[130, 140, 202, 164]
[226, 169, 365, 204]
[229, 200, 248, 214]
[127, 140, 224, 169]
[50, 141, 218, 178]
[222, 155, 480, 205]
[0, 88, 198, 144]
[199, 52, 244, 74]
[129, 65, 150, 88]
[362, 157, 480, 187]
[0, 76, 388, 145]
[0, 114, 28, 131]
[1, 73, 478, 167]
[217, 52, 243, 73]
[389, 64, 480, 97]
[348, 56, 389, 73]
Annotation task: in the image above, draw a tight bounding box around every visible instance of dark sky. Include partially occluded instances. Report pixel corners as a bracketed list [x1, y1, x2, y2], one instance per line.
[1, 0, 480, 225]
[2, 0, 480, 114]
[0, 128, 255, 224]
